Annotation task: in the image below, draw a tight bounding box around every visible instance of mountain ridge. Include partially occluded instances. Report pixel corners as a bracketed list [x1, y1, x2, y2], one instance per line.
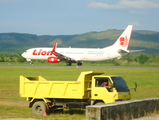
[0, 29, 159, 54]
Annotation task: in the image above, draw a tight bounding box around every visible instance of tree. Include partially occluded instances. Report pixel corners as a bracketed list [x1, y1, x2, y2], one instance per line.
[136, 54, 149, 64]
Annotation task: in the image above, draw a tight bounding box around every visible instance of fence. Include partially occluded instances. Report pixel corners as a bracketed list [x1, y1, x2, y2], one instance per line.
[86, 97, 159, 120]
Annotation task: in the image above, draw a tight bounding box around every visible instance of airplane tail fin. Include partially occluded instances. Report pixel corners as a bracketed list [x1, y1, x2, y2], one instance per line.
[112, 25, 134, 51]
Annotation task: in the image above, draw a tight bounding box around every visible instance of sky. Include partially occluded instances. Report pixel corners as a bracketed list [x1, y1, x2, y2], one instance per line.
[0, 0, 159, 35]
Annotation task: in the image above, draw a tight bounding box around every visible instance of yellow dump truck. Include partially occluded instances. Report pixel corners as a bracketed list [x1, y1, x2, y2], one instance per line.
[19, 71, 132, 116]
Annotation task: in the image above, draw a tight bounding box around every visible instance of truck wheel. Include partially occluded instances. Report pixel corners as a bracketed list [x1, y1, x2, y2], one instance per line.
[32, 101, 49, 116]
[94, 102, 105, 105]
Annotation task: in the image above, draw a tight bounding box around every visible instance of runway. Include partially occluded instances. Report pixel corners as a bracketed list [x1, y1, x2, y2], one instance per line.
[0, 64, 159, 69]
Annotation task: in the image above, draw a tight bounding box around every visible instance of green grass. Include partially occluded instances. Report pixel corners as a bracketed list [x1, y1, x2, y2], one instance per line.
[0, 105, 85, 119]
[1, 60, 159, 67]
[0, 66, 159, 119]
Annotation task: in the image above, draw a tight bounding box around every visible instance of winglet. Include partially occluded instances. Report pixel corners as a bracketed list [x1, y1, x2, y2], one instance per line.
[52, 43, 58, 56]
[52, 43, 57, 52]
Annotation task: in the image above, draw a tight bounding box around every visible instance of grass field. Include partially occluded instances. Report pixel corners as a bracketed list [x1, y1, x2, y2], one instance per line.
[0, 65, 159, 119]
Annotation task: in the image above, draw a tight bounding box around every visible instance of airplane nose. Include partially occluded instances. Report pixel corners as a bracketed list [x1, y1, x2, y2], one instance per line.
[21, 52, 31, 62]
[21, 52, 26, 58]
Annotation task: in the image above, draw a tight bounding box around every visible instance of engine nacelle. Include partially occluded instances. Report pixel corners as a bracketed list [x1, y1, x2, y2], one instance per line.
[47, 57, 59, 63]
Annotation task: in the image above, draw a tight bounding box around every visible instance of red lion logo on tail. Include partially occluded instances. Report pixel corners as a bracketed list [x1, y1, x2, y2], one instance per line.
[119, 36, 128, 47]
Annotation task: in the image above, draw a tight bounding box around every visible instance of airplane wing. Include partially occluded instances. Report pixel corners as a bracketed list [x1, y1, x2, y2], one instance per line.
[51, 43, 79, 62]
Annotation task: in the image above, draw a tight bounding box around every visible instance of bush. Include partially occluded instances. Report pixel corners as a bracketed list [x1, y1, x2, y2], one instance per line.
[17, 56, 26, 62]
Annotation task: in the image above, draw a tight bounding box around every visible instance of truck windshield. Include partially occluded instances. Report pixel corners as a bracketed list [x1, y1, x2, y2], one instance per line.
[111, 77, 130, 92]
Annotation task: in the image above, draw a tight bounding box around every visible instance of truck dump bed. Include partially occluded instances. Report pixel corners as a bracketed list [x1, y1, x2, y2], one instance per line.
[19, 71, 104, 99]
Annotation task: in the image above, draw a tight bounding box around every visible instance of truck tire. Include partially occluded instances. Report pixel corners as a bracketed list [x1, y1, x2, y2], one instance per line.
[32, 101, 49, 116]
[94, 101, 105, 105]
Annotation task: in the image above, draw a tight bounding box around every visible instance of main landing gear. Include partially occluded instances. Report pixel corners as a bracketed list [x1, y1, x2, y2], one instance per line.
[66, 62, 72, 66]
[66, 61, 83, 66]
[77, 61, 82, 66]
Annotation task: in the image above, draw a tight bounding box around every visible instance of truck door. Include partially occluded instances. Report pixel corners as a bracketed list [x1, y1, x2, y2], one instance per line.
[92, 77, 117, 103]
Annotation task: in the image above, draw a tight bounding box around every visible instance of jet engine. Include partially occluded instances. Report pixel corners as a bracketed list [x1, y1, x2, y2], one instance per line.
[47, 57, 59, 63]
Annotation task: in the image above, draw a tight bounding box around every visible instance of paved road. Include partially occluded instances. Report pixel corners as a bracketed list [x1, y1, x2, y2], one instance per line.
[1, 64, 159, 69]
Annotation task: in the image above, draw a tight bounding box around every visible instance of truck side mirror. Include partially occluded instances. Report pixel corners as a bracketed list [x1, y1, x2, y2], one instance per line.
[134, 82, 137, 91]
[130, 82, 137, 91]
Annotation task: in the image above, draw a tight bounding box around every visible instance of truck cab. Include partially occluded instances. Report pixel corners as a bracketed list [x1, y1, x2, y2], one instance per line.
[91, 75, 130, 104]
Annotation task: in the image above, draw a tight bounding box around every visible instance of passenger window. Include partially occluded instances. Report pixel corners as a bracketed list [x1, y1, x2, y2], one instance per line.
[95, 77, 113, 92]
[95, 77, 111, 87]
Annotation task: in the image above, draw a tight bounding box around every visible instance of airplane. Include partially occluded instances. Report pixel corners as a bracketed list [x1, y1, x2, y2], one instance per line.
[21, 25, 140, 66]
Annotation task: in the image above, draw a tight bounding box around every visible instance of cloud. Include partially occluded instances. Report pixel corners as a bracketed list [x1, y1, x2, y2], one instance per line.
[88, 2, 125, 9]
[88, 0, 159, 9]
[128, 21, 140, 26]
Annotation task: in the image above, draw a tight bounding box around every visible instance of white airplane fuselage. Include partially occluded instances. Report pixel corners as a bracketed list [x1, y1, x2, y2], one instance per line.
[22, 46, 126, 62]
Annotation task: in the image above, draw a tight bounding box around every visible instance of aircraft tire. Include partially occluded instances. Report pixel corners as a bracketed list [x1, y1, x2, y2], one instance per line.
[77, 61, 82, 66]
[66, 62, 72, 66]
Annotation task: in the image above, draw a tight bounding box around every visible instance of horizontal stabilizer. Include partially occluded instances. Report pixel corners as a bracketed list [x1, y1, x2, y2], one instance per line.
[118, 49, 145, 54]
[118, 49, 129, 54]
[129, 49, 145, 53]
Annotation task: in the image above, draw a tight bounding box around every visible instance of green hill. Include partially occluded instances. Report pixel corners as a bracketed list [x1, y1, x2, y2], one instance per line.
[0, 29, 159, 54]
